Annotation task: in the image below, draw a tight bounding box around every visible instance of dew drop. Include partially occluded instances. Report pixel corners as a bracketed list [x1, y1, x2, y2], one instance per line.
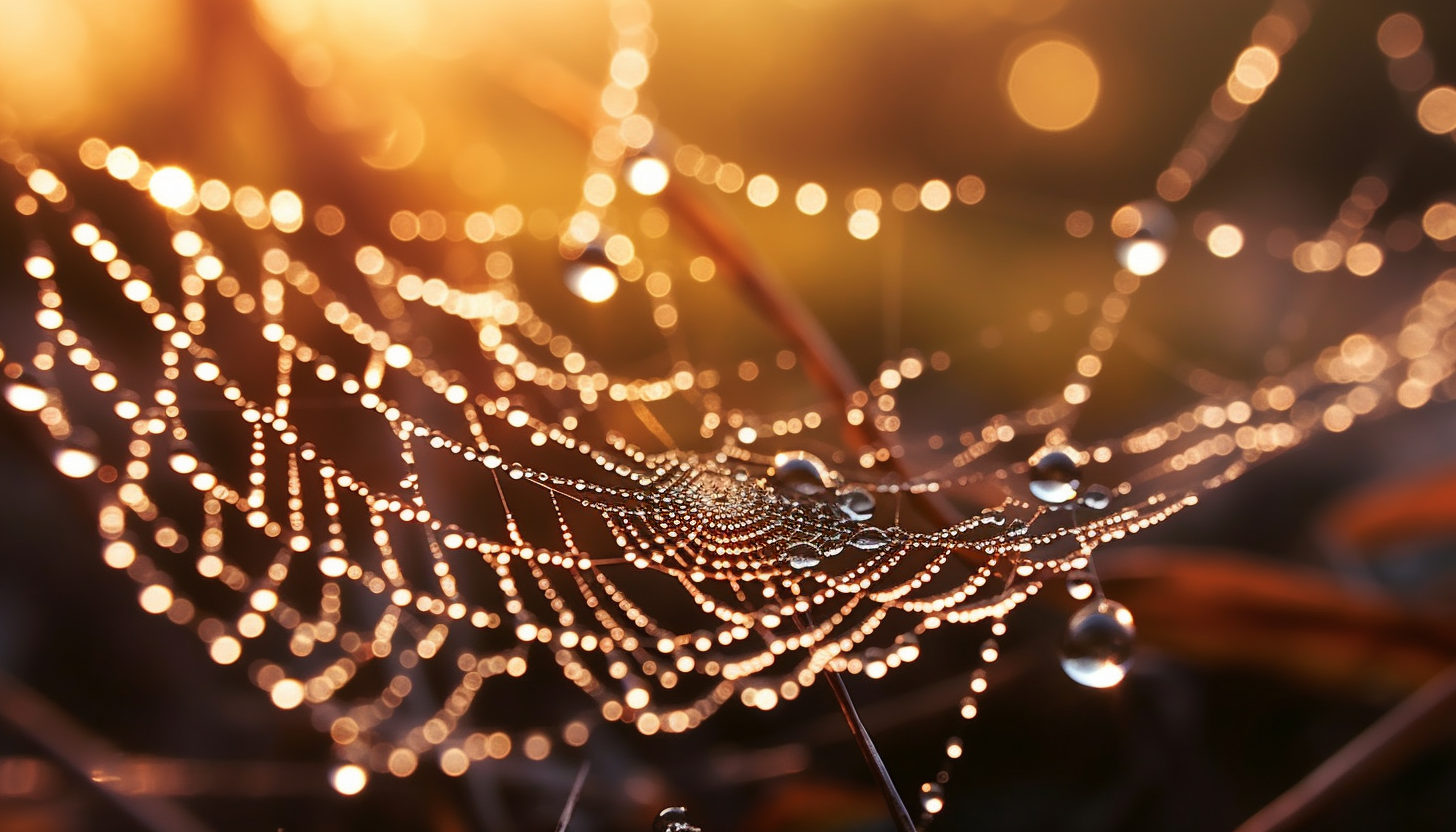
[784, 542, 821, 569]
[1079, 484, 1111, 510]
[848, 527, 891, 551]
[836, 486, 876, 521]
[1065, 571, 1095, 601]
[1029, 449, 1080, 503]
[771, 451, 833, 497]
[1060, 598, 1135, 688]
[653, 806, 698, 832]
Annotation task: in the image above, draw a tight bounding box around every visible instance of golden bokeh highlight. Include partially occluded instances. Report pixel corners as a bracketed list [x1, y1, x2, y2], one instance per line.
[1417, 86, 1456, 134]
[1377, 13, 1423, 59]
[1207, 224, 1244, 258]
[1006, 40, 1100, 132]
[1423, 202, 1456, 241]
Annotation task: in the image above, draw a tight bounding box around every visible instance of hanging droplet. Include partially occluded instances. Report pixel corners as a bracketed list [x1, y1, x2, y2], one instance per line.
[848, 526, 891, 550]
[653, 806, 700, 832]
[1029, 448, 1080, 504]
[4, 375, 48, 412]
[771, 451, 833, 497]
[1060, 599, 1135, 688]
[835, 486, 876, 521]
[1065, 571, 1095, 600]
[784, 542, 821, 569]
[919, 782, 946, 814]
[1080, 484, 1111, 510]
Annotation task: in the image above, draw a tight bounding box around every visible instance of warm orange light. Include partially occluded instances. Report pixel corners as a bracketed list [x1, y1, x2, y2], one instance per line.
[148, 166, 195, 209]
[1006, 40, 1100, 131]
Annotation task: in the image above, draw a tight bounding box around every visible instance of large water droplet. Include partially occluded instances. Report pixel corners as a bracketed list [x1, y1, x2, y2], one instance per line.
[1060, 599, 1135, 688]
[784, 542, 821, 569]
[771, 451, 833, 497]
[1065, 571, 1095, 600]
[836, 486, 876, 521]
[1029, 449, 1080, 504]
[848, 527, 891, 551]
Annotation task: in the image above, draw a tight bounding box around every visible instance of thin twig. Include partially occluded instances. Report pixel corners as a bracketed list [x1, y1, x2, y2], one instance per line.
[795, 613, 917, 832]
[553, 759, 592, 832]
[1234, 662, 1456, 832]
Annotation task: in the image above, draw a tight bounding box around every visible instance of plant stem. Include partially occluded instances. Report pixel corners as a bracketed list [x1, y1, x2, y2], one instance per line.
[796, 613, 916, 832]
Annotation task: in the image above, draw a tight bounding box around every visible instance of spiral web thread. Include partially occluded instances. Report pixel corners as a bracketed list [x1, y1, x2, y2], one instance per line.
[3, 0, 1456, 818]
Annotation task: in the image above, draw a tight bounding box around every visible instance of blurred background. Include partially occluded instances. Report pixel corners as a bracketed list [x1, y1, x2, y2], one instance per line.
[3, 0, 1456, 830]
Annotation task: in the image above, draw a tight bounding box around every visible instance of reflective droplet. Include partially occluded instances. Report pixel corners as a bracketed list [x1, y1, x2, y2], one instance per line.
[920, 782, 946, 814]
[836, 486, 876, 521]
[771, 451, 833, 497]
[1060, 599, 1135, 688]
[848, 527, 891, 551]
[1029, 449, 1080, 503]
[653, 806, 699, 832]
[1065, 571, 1095, 600]
[1079, 484, 1111, 510]
[3, 376, 48, 412]
[784, 542, 821, 569]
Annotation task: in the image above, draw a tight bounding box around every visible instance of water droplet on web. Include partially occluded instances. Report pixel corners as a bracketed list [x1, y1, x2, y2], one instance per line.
[1028, 449, 1080, 504]
[835, 486, 876, 521]
[653, 806, 699, 832]
[848, 527, 891, 550]
[1079, 484, 1111, 510]
[784, 542, 821, 569]
[1065, 571, 1095, 600]
[1060, 598, 1135, 688]
[771, 451, 833, 497]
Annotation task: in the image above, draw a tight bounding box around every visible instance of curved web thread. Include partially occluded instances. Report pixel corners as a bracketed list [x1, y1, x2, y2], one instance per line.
[2, 0, 1456, 819]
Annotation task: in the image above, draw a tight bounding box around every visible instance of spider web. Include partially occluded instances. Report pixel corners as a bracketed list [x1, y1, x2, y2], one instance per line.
[1, 0, 1455, 819]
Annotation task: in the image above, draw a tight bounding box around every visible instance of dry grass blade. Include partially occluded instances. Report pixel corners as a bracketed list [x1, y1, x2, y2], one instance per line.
[1233, 662, 1456, 832]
